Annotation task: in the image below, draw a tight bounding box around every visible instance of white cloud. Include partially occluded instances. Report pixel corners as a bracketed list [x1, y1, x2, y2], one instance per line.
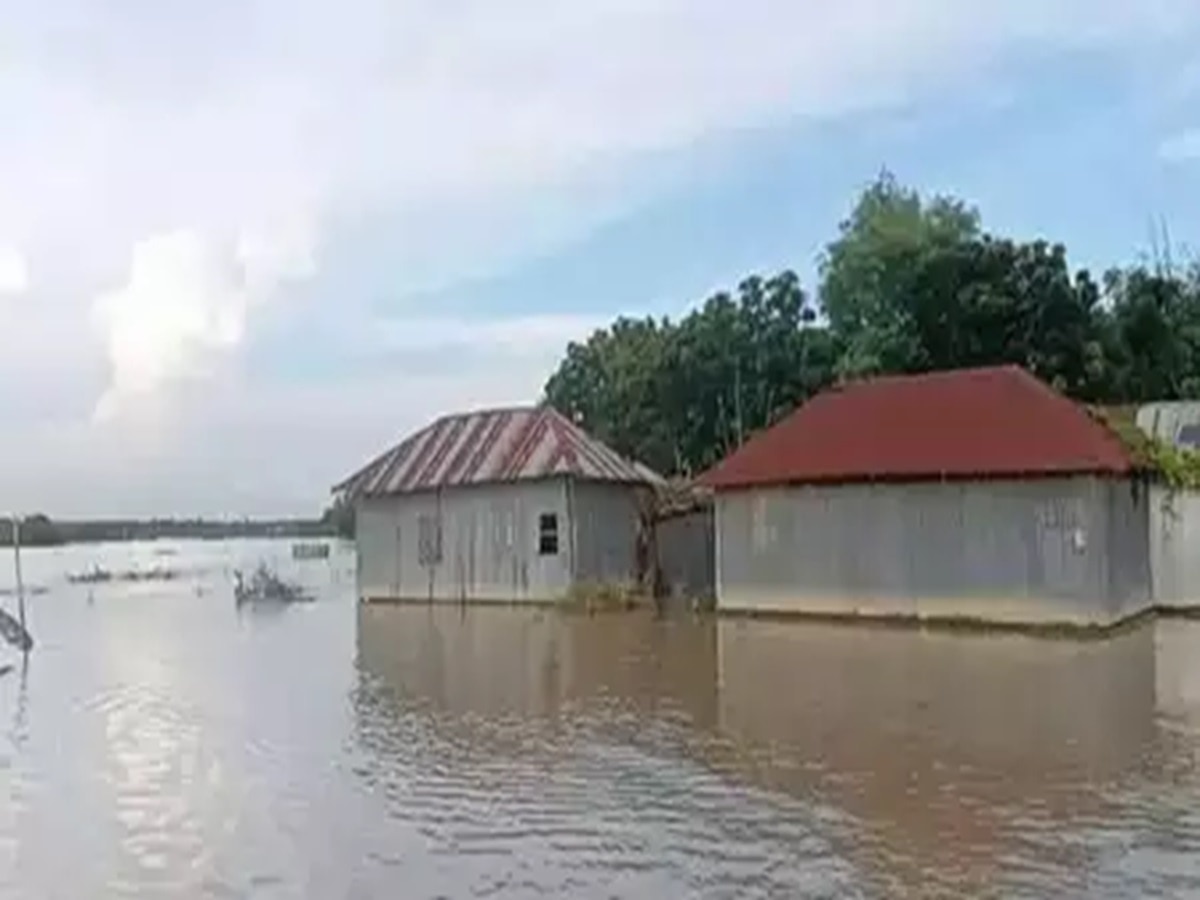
[91, 224, 315, 422]
[1160, 128, 1200, 163]
[0, 246, 29, 295]
[0, 0, 1198, 513]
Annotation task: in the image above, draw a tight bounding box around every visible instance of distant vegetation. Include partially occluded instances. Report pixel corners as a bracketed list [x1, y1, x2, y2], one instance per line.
[544, 171, 1200, 476]
[0, 499, 355, 548]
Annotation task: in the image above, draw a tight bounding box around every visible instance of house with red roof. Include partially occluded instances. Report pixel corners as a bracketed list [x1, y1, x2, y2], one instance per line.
[698, 365, 1159, 628]
[333, 405, 664, 603]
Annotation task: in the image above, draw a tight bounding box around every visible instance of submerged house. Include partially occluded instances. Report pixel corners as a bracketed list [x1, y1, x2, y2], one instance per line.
[333, 405, 663, 604]
[698, 365, 1184, 628]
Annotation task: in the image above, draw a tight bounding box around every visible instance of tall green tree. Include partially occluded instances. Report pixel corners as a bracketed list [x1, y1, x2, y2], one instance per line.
[543, 271, 832, 474]
[544, 315, 677, 471]
[818, 173, 1111, 397]
[819, 171, 981, 378]
[543, 172, 1200, 476]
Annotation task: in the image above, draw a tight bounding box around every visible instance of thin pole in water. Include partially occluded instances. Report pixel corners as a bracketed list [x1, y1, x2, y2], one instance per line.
[12, 515, 25, 648]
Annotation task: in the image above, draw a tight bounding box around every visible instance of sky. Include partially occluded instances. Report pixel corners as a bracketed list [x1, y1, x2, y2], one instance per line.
[2, 1, 1200, 518]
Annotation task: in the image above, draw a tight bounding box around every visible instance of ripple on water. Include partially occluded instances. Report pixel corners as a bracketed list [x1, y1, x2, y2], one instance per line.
[11, 560, 1200, 897]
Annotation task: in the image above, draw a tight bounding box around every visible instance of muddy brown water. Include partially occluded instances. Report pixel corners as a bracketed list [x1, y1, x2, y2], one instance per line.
[2, 539, 1200, 898]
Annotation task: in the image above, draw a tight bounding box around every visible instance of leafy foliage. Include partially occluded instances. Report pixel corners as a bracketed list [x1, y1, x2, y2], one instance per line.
[1091, 406, 1200, 492]
[545, 273, 832, 475]
[542, 172, 1200, 476]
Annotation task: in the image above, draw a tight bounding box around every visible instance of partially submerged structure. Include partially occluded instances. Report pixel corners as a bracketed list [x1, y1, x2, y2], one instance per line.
[699, 365, 1200, 629]
[334, 405, 664, 604]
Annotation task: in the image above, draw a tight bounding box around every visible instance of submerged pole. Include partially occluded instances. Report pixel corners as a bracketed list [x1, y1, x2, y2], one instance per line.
[12, 515, 25, 646]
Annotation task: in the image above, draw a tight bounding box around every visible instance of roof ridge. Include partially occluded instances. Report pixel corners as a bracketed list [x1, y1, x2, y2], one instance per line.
[1003, 368, 1138, 467]
[832, 363, 1026, 391]
[332, 403, 663, 497]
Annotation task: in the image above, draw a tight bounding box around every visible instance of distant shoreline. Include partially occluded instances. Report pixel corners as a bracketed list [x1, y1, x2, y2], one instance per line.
[0, 515, 354, 548]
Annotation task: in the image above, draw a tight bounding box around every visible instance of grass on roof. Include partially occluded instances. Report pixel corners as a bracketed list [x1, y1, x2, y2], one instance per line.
[1088, 405, 1200, 491]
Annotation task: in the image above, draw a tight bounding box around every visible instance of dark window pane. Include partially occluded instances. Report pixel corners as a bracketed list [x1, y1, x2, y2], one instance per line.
[538, 513, 558, 556]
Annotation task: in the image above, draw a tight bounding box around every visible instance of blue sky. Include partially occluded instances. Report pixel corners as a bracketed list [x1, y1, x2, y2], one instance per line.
[0, 1, 1198, 516]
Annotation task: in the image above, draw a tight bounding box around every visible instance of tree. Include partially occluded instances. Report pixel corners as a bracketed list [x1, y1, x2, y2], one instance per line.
[1102, 263, 1200, 402]
[321, 499, 356, 539]
[666, 272, 832, 472]
[543, 172, 1200, 477]
[819, 174, 1113, 397]
[900, 236, 1108, 397]
[0, 514, 64, 547]
[543, 316, 677, 472]
[819, 171, 981, 378]
[543, 271, 833, 475]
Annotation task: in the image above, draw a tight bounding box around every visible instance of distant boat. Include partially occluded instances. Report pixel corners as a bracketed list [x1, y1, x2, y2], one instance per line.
[292, 542, 331, 561]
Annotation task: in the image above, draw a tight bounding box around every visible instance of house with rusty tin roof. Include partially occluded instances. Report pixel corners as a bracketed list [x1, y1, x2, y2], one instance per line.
[333, 404, 664, 604]
[698, 364, 1170, 629]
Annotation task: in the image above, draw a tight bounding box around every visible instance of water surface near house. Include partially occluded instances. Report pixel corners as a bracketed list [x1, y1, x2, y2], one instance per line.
[1, 538, 1200, 897]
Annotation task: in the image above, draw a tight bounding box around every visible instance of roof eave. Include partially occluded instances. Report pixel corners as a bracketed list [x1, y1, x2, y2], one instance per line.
[704, 466, 1137, 492]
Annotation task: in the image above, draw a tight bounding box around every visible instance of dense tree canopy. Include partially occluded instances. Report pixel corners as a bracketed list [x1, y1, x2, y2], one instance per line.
[544, 273, 833, 475]
[543, 172, 1200, 475]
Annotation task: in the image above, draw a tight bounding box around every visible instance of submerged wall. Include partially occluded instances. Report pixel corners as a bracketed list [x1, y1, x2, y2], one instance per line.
[355, 478, 648, 603]
[714, 476, 1152, 627]
[1149, 486, 1200, 610]
[656, 509, 715, 604]
[570, 480, 643, 588]
[355, 479, 571, 603]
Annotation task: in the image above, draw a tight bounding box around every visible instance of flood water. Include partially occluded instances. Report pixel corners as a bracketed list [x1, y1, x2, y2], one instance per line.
[3, 539, 1200, 897]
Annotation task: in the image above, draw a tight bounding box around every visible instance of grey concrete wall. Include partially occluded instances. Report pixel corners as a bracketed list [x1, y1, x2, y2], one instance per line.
[356, 479, 572, 603]
[714, 477, 1153, 627]
[1150, 485, 1200, 609]
[569, 480, 643, 587]
[656, 509, 715, 603]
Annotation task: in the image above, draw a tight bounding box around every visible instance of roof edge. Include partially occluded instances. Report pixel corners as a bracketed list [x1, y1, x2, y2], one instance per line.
[344, 470, 663, 500]
[705, 467, 1140, 492]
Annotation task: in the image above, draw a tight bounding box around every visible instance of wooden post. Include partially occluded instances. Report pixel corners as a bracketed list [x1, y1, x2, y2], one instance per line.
[12, 515, 26, 648]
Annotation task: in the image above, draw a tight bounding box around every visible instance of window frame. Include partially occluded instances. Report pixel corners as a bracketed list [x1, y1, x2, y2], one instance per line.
[537, 512, 559, 557]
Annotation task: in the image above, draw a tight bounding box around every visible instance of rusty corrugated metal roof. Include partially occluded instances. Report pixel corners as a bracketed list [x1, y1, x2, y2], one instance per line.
[699, 365, 1137, 491]
[335, 405, 663, 498]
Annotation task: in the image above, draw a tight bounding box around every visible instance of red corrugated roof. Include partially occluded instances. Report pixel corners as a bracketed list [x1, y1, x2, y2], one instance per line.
[698, 365, 1137, 490]
[334, 405, 663, 499]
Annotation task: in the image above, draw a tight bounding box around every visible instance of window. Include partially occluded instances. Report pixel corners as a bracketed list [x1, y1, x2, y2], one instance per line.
[1180, 424, 1200, 450]
[538, 513, 559, 556]
[418, 513, 442, 565]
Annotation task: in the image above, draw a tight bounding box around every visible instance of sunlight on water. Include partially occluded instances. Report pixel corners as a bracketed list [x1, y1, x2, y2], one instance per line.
[1, 539, 1200, 897]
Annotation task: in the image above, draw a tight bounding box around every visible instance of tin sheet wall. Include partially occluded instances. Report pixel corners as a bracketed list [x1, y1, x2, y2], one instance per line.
[1150, 486, 1200, 609]
[714, 477, 1152, 626]
[569, 481, 643, 588]
[356, 479, 571, 603]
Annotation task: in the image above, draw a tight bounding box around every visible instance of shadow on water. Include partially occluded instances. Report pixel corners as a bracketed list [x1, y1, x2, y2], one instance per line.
[354, 605, 1200, 899]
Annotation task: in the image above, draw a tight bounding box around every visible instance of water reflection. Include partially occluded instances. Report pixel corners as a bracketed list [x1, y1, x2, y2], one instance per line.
[3, 541, 1200, 898]
[356, 605, 1200, 898]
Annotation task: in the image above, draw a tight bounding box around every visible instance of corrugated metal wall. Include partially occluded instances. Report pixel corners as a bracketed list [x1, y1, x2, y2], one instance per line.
[1150, 485, 1200, 608]
[714, 477, 1153, 626]
[570, 481, 643, 587]
[1137, 402, 1200, 450]
[356, 479, 572, 602]
[656, 510, 715, 603]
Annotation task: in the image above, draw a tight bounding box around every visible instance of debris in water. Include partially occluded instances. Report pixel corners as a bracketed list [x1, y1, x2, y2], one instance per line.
[292, 542, 331, 561]
[0, 586, 47, 598]
[233, 563, 312, 605]
[0, 606, 32, 653]
[68, 565, 180, 585]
